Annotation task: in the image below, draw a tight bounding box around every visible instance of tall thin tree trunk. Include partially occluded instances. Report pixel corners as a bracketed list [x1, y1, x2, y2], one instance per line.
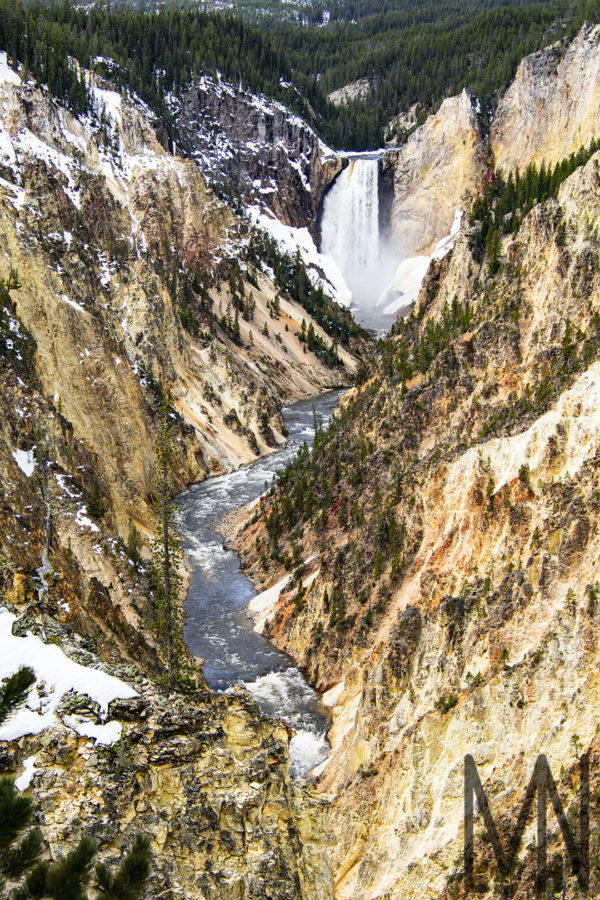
[161, 436, 173, 683]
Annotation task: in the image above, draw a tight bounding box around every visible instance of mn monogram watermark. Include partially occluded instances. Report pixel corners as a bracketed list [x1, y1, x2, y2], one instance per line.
[464, 754, 589, 895]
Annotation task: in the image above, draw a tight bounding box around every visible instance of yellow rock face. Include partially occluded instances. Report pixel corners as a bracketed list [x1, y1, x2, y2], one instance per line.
[235, 148, 600, 898]
[0, 70, 359, 539]
[492, 24, 600, 173]
[384, 90, 487, 259]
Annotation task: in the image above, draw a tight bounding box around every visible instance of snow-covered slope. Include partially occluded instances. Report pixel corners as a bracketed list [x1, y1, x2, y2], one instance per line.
[0, 608, 136, 747]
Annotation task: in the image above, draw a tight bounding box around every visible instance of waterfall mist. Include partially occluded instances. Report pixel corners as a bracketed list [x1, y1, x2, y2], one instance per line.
[321, 154, 399, 330]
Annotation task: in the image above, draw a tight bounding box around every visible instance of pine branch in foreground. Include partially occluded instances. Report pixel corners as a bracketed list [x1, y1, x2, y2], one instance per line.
[0, 666, 35, 727]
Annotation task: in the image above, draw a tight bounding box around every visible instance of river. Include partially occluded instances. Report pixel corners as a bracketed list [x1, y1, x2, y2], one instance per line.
[178, 389, 344, 776]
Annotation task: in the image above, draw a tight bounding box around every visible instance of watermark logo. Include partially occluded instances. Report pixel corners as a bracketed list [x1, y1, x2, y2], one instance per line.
[464, 753, 589, 895]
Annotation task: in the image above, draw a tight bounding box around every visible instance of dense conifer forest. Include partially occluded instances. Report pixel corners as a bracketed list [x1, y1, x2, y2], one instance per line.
[1, 0, 600, 149]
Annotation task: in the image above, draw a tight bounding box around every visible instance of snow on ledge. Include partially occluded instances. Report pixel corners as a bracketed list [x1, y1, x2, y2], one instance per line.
[248, 206, 352, 309]
[248, 555, 319, 634]
[15, 755, 37, 792]
[63, 716, 123, 746]
[0, 51, 21, 86]
[0, 608, 137, 743]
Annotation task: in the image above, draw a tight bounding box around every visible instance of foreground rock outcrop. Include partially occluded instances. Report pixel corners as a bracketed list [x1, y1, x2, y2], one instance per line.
[0, 600, 333, 900]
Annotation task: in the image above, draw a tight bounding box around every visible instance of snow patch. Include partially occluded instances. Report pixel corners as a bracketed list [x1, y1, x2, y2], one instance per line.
[75, 506, 100, 532]
[248, 572, 292, 634]
[12, 448, 35, 477]
[64, 716, 122, 745]
[0, 52, 21, 86]
[15, 755, 37, 791]
[59, 294, 86, 314]
[248, 206, 351, 308]
[0, 608, 137, 742]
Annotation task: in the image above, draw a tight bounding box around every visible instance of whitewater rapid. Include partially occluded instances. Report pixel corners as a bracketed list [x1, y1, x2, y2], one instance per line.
[178, 391, 343, 777]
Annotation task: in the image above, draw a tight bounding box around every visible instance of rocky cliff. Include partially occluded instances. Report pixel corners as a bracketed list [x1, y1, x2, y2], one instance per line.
[491, 23, 600, 173]
[0, 60, 359, 538]
[381, 90, 487, 259]
[234, 143, 600, 897]
[173, 77, 345, 241]
[0, 598, 333, 900]
[381, 23, 600, 268]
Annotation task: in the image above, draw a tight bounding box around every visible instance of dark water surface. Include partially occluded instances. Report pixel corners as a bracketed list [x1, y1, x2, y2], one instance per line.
[178, 390, 344, 775]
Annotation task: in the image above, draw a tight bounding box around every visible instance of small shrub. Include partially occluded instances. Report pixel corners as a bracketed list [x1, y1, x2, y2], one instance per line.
[435, 692, 458, 714]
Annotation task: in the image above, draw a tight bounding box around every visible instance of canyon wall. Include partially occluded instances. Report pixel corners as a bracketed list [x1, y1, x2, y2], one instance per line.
[492, 23, 600, 172]
[235, 146, 600, 898]
[0, 65, 358, 536]
[382, 90, 487, 259]
[0, 57, 354, 899]
[382, 23, 600, 267]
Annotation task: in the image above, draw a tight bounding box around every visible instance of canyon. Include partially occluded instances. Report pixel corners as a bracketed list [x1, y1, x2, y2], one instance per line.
[2, 17, 600, 900]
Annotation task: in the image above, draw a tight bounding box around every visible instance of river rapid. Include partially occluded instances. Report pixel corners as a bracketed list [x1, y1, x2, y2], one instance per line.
[178, 390, 344, 776]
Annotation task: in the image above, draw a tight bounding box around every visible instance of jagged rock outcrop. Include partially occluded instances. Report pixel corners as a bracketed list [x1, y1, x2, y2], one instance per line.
[234, 150, 600, 898]
[492, 23, 600, 173]
[174, 78, 345, 240]
[327, 79, 371, 107]
[381, 90, 487, 259]
[0, 602, 333, 900]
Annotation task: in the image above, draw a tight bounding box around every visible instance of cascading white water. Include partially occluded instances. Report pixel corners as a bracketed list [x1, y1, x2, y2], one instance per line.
[321, 154, 394, 328]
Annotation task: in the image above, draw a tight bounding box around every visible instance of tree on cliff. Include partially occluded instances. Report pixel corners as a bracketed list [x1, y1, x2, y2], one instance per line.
[149, 387, 187, 689]
[0, 667, 152, 898]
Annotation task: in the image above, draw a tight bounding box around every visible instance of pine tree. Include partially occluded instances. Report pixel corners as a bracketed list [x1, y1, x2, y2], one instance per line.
[126, 517, 142, 568]
[232, 308, 241, 344]
[30, 422, 79, 607]
[0, 667, 35, 727]
[149, 388, 186, 689]
[486, 225, 501, 275]
[95, 834, 152, 899]
[0, 667, 42, 896]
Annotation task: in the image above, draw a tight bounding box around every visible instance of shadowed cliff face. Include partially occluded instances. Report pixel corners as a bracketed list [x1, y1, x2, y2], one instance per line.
[234, 147, 600, 897]
[173, 77, 345, 241]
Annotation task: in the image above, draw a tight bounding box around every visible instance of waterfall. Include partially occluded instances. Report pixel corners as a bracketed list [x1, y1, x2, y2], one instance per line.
[321, 155, 391, 327]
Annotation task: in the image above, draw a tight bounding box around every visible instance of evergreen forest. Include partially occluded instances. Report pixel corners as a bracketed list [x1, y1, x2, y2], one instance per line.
[1, 0, 600, 149]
